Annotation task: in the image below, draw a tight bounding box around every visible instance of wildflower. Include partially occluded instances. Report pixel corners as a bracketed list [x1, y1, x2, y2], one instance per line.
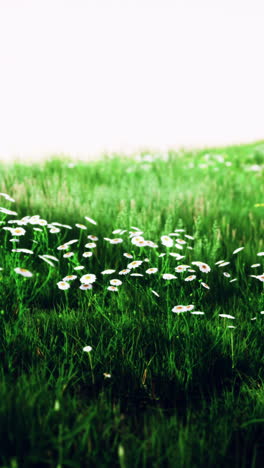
[75, 223, 87, 229]
[110, 279, 122, 286]
[185, 304, 195, 311]
[130, 273, 144, 277]
[49, 227, 60, 234]
[112, 229, 122, 234]
[161, 235, 173, 247]
[219, 314, 235, 319]
[233, 247, 244, 254]
[38, 256, 55, 267]
[215, 260, 226, 265]
[0, 192, 15, 202]
[103, 373, 111, 378]
[57, 244, 69, 250]
[51, 222, 72, 229]
[175, 238, 187, 245]
[187, 268, 196, 272]
[84, 216, 97, 225]
[83, 345, 92, 352]
[65, 239, 79, 246]
[83, 252, 93, 258]
[85, 242, 96, 248]
[146, 267, 158, 274]
[145, 240, 158, 248]
[187, 246, 193, 250]
[124, 253, 133, 258]
[184, 234, 194, 240]
[63, 252, 74, 258]
[41, 255, 59, 262]
[12, 248, 33, 254]
[229, 278, 237, 283]
[191, 311, 205, 315]
[169, 253, 185, 260]
[251, 264, 261, 268]
[144, 258, 149, 262]
[0, 207, 18, 216]
[223, 272, 231, 277]
[201, 282, 210, 289]
[227, 325, 236, 328]
[174, 229, 185, 232]
[80, 273, 96, 284]
[133, 239, 148, 247]
[74, 265, 85, 270]
[218, 262, 230, 267]
[10, 227, 26, 236]
[159, 253, 166, 257]
[127, 260, 143, 269]
[10, 238, 19, 242]
[57, 281, 70, 290]
[256, 274, 264, 282]
[14, 267, 33, 277]
[119, 269, 131, 275]
[257, 252, 264, 256]
[185, 275, 196, 281]
[175, 243, 183, 250]
[87, 235, 98, 241]
[101, 269, 115, 275]
[110, 238, 123, 244]
[37, 219, 48, 226]
[172, 305, 187, 313]
[107, 286, 118, 291]
[63, 275, 77, 282]
[131, 236, 145, 245]
[79, 283, 93, 290]
[33, 228, 42, 232]
[151, 290, 160, 297]
[198, 263, 211, 273]
[162, 273, 177, 280]
[175, 265, 190, 273]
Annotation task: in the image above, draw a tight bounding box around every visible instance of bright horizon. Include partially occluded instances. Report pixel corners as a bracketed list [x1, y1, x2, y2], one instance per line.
[0, 0, 264, 161]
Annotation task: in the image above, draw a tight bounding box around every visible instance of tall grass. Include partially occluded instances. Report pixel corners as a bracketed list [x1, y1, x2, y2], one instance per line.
[0, 141, 264, 467]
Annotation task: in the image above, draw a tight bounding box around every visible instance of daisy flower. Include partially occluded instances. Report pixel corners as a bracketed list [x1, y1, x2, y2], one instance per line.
[51, 222, 72, 229]
[12, 248, 33, 254]
[63, 275, 77, 282]
[130, 273, 144, 277]
[57, 281, 70, 290]
[103, 373, 111, 378]
[218, 262, 230, 267]
[198, 263, 211, 273]
[65, 239, 79, 246]
[84, 216, 97, 225]
[185, 304, 195, 311]
[134, 239, 148, 247]
[38, 256, 55, 267]
[101, 269, 116, 275]
[84, 242, 96, 249]
[10, 227, 26, 236]
[229, 278, 237, 283]
[172, 305, 187, 313]
[75, 223, 87, 229]
[9, 238, 19, 242]
[169, 253, 185, 260]
[14, 267, 33, 277]
[80, 273, 96, 284]
[37, 219, 48, 226]
[256, 274, 264, 282]
[219, 314, 235, 319]
[74, 265, 85, 270]
[159, 253, 166, 257]
[175, 238, 187, 245]
[57, 244, 70, 251]
[131, 236, 145, 245]
[174, 229, 185, 232]
[49, 227, 60, 234]
[83, 345, 92, 352]
[63, 252, 74, 258]
[110, 238, 123, 244]
[42, 255, 59, 262]
[251, 264, 261, 268]
[185, 275, 196, 281]
[223, 272, 231, 277]
[87, 235, 98, 241]
[184, 234, 194, 240]
[191, 311, 205, 315]
[107, 286, 118, 292]
[175, 243, 183, 250]
[110, 279, 122, 286]
[146, 267, 158, 274]
[257, 252, 264, 256]
[232, 247, 244, 254]
[127, 260, 143, 269]
[201, 282, 210, 289]
[83, 252, 93, 258]
[124, 253, 133, 259]
[145, 240, 158, 248]
[112, 229, 122, 234]
[119, 269, 131, 275]
[215, 260, 226, 265]
[162, 273, 177, 280]
[0, 207, 18, 216]
[79, 284, 93, 290]
[175, 265, 190, 273]
[161, 236, 174, 247]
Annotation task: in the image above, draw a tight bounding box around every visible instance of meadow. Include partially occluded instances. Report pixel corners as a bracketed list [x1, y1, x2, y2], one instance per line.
[0, 141, 264, 468]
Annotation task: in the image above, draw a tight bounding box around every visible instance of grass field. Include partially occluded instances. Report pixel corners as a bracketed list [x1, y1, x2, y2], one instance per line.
[0, 141, 264, 468]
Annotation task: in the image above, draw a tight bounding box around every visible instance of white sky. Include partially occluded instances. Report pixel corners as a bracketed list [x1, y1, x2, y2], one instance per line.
[0, 0, 264, 161]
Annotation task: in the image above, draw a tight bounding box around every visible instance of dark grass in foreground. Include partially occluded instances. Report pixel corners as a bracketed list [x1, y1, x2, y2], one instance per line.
[0, 141, 264, 467]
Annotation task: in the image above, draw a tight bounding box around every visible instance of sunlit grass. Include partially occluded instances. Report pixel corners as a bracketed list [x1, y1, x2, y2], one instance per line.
[0, 141, 264, 467]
